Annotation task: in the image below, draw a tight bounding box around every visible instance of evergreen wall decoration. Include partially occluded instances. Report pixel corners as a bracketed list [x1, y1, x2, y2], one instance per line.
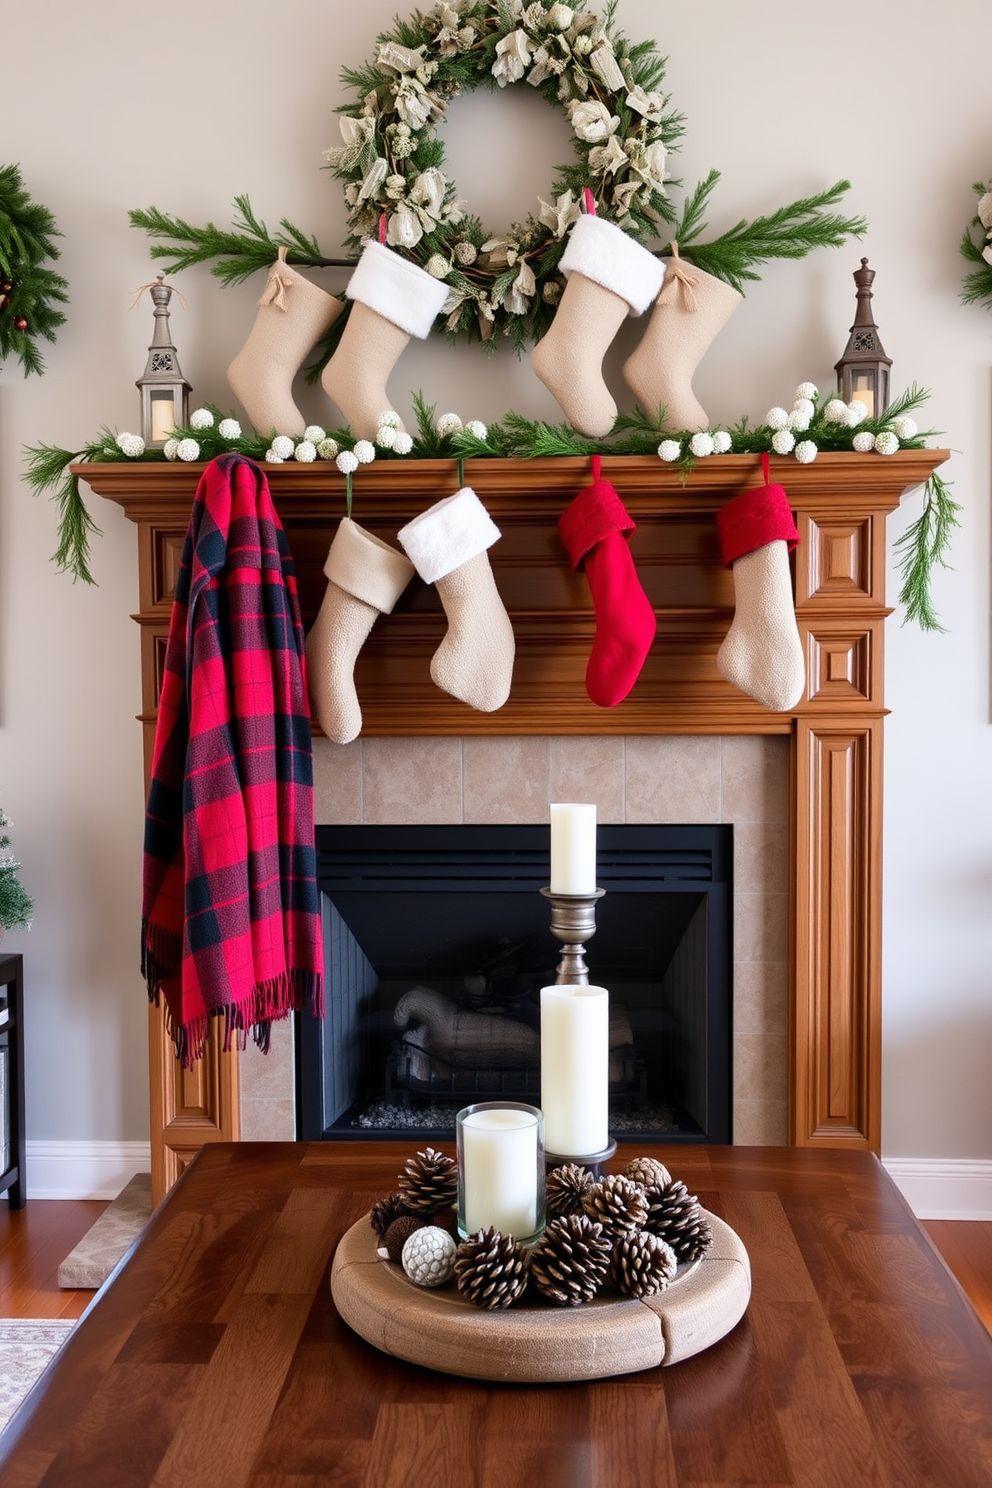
[0, 164, 68, 377]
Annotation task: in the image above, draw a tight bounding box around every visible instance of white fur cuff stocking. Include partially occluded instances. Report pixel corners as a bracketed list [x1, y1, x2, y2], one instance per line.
[398, 488, 514, 713]
[560, 214, 665, 316]
[397, 487, 501, 584]
[346, 241, 449, 339]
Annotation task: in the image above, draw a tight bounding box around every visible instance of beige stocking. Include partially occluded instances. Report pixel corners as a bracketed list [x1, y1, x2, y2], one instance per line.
[305, 518, 414, 744]
[398, 488, 515, 713]
[532, 275, 629, 439]
[623, 251, 742, 432]
[227, 247, 342, 438]
[531, 213, 664, 439]
[321, 303, 411, 441]
[320, 241, 448, 440]
[717, 541, 805, 712]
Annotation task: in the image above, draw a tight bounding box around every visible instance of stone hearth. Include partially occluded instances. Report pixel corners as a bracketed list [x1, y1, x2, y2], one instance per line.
[239, 733, 789, 1146]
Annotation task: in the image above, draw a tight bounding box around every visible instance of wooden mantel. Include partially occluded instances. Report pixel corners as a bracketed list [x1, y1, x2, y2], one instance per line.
[81, 450, 946, 1200]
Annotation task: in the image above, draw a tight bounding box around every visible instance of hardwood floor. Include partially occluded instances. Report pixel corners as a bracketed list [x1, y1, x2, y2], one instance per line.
[924, 1220, 992, 1335]
[0, 1199, 108, 1319]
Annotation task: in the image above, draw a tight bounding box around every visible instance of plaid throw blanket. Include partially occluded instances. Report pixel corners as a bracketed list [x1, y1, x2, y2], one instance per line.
[141, 452, 323, 1066]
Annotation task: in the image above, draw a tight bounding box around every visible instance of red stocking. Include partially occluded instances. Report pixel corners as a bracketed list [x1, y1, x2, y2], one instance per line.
[559, 456, 657, 707]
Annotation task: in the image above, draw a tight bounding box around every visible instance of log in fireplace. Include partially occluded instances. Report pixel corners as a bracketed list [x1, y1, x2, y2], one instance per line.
[298, 824, 732, 1144]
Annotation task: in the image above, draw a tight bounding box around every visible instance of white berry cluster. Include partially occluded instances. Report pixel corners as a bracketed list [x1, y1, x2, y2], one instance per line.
[376, 411, 414, 455]
[763, 383, 824, 463]
[435, 411, 488, 442]
[851, 413, 921, 456]
[336, 439, 376, 477]
[657, 429, 731, 463]
[163, 437, 201, 462]
[116, 432, 146, 459]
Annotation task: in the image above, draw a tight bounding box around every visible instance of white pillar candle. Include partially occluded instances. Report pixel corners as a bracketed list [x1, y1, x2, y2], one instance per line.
[540, 983, 610, 1156]
[549, 803, 597, 895]
[457, 1105, 543, 1240]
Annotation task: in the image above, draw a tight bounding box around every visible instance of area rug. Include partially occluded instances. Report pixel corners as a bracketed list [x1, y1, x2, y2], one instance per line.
[57, 1172, 152, 1290]
[0, 1319, 75, 1432]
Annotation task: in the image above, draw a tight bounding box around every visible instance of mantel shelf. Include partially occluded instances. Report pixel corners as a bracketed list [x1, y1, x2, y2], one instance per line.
[79, 450, 947, 739]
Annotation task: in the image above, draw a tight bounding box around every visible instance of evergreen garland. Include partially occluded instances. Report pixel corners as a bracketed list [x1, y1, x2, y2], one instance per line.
[25, 384, 951, 628]
[0, 164, 69, 376]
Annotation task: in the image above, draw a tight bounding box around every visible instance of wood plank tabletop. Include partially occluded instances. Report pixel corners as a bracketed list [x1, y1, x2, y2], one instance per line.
[2, 1142, 992, 1488]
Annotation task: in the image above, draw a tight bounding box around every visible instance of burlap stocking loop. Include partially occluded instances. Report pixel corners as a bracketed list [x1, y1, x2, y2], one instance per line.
[258, 246, 294, 311]
[657, 242, 700, 313]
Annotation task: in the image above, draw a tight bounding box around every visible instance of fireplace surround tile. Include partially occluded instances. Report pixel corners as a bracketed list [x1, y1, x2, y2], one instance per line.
[624, 736, 723, 823]
[722, 735, 790, 824]
[363, 736, 463, 822]
[313, 739, 363, 824]
[549, 735, 626, 821]
[463, 736, 551, 821]
[245, 734, 790, 1147]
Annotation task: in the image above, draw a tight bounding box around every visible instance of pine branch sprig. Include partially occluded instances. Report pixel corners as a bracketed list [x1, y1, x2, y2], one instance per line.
[676, 180, 867, 292]
[23, 441, 104, 585]
[893, 472, 961, 632]
[128, 196, 348, 286]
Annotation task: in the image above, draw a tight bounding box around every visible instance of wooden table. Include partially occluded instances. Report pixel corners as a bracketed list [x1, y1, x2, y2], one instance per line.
[3, 1142, 992, 1488]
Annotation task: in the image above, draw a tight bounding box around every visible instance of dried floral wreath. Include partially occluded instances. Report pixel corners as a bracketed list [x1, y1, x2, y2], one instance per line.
[324, 0, 680, 347]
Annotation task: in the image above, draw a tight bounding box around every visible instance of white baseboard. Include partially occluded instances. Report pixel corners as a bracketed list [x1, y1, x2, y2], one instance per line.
[10, 1141, 152, 1200]
[7, 1144, 991, 1215]
[882, 1157, 992, 1220]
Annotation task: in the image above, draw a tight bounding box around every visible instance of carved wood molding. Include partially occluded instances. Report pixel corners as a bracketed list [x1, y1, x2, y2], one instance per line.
[80, 450, 947, 1194]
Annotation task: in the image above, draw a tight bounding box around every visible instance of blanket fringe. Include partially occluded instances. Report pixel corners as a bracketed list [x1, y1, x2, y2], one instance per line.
[154, 967, 323, 1069]
[140, 918, 183, 1005]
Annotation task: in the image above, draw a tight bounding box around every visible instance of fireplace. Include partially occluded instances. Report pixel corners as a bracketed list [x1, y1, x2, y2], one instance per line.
[85, 450, 946, 1195]
[296, 822, 732, 1145]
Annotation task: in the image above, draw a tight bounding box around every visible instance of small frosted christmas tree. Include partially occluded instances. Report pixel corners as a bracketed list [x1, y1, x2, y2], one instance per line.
[0, 809, 33, 931]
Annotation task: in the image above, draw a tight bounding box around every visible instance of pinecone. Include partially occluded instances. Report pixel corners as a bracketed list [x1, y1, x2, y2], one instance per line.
[644, 1179, 713, 1264]
[528, 1214, 612, 1306]
[622, 1156, 672, 1190]
[612, 1228, 679, 1298]
[383, 1214, 423, 1262]
[370, 1191, 411, 1239]
[546, 1162, 593, 1218]
[396, 1146, 458, 1214]
[454, 1226, 529, 1309]
[581, 1174, 649, 1237]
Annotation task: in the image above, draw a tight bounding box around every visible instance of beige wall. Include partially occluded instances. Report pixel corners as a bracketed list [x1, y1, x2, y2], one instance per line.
[1, 0, 990, 1163]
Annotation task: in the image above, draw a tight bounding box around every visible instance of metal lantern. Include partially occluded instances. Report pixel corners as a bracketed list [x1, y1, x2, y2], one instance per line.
[136, 273, 191, 446]
[834, 257, 891, 418]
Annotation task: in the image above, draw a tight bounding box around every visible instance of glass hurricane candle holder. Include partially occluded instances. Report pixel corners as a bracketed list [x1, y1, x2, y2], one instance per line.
[456, 1101, 546, 1245]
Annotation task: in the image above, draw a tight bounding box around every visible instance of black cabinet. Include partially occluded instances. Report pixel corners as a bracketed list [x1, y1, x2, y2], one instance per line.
[0, 954, 26, 1208]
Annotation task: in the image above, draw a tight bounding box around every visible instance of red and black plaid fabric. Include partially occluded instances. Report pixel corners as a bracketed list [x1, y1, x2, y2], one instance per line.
[141, 452, 323, 1066]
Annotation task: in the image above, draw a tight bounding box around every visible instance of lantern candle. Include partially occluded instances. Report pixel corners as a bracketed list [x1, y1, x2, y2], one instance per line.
[549, 803, 597, 895]
[540, 983, 610, 1157]
[456, 1102, 545, 1243]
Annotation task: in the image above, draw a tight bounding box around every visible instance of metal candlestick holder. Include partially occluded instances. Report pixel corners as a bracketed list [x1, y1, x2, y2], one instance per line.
[539, 885, 617, 1173]
[539, 886, 606, 985]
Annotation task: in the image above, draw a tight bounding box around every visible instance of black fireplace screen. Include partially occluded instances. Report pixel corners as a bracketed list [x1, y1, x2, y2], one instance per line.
[296, 824, 732, 1145]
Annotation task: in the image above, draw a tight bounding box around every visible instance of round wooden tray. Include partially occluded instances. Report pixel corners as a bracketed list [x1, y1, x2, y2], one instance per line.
[330, 1210, 750, 1383]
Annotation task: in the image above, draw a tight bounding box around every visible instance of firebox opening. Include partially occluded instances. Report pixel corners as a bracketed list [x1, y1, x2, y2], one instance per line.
[297, 825, 732, 1145]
